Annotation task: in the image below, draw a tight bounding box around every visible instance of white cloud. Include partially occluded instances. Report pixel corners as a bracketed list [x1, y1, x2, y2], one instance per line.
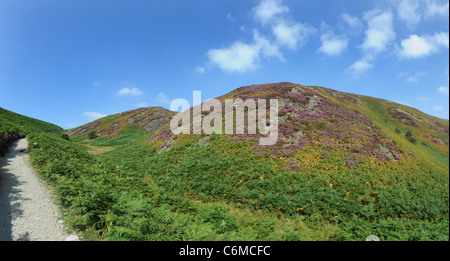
[348, 57, 374, 77]
[206, 0, 314, 73]
[361, 10, 396, 55]
[399, 32, 449, 58]
[389, 0, 449, 27]
[397, 0, 421, 28]
[399, 35, 433, 57]
[253, 30, 285, 61]
[118, 87, 144, 96]
[318, 31, 348, 56]
[253, 0, 289, 24]
[207, 41, 261, 73]
[347, 9, 395, 77]
[426, 0, 450, 18]
[157, 92, 171, 105]
[341, 13, 363, 30]
[432, 31, 450, 48]
[438, 86, 449, 95]
[272, 22, 315, 50]
[207, 30, 283, 73]
[340, 13, 363, 34]
[83, 111, 107, 121]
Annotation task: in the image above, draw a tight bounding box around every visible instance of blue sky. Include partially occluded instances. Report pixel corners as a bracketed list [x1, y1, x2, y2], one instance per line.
[0, 0, 448, 129]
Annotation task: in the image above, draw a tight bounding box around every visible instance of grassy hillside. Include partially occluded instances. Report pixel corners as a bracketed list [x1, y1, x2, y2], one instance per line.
[21, 83, 450, 241]
[67, 106, 173, 142]
[0, 107, 63, 155]
[0, 107, 62, 137]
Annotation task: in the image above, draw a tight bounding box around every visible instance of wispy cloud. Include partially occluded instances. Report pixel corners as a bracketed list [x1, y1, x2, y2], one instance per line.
[417, 96, 430, 102]
[157, 92, 171, 105]
[118, 87, 144, 96]
[438, 86, 449, 95]
[133, 102, 148, 108]
[348, 9, 395, 77]
[425, 0, 449, 18]
[347, 58, 373, 77]
[66, 122, 78, 128]
[433, 104, 444, 112]
[389, 0, 449, 28]
[206, 0, 312, 73]
[253, 0, 289, 24]
[93, 80, 102, 87]
[83, 111, 107, 121]
[398, 71, 427, 82]
[340, 13, 364, 34]
[195, 66, 205, 74]
[395, 0, 421, 29]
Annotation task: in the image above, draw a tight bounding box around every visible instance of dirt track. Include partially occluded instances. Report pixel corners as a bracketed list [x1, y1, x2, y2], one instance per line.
[0, 138, 78, 241]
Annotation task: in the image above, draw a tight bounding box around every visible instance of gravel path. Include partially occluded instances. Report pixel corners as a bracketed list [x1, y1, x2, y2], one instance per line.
[0, 138, 79, 241]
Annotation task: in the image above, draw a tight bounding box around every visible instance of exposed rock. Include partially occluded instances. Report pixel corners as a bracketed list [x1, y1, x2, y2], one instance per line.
[387, 108, 417, 127]
[69, 121, 101, 137]
[429, 134, 449, 146]
[142, 117, 170, 131]
[127, 117, 136, 124]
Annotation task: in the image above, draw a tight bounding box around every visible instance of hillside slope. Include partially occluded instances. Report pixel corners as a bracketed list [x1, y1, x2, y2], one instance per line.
[0, 107, 63, 155]
[39, 82, 450, 240]
[107, 82, 447, 169]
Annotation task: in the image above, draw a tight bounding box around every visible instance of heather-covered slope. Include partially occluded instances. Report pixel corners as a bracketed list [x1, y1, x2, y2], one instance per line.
[145, 82, 448, 169]
[67, 106, 173, 145]
[51, 82, 450, 240]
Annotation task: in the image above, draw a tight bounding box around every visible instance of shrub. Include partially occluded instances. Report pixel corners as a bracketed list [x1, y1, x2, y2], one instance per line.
[405, 130, 417, 144]
[88, 131, 98, 140]
[61, 134, 70, 140]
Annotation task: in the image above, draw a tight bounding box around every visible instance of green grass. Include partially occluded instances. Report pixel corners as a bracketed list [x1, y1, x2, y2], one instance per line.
[90, 125, 150, 147]
[27, 132, 336, 241]
[1, 107, 62, 137]
[43, 121, 445, 241]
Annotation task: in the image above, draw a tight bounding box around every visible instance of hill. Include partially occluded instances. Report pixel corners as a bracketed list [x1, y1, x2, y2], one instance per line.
[0, 107, 63, 155]
[60, 82, 449, 240]
[70, 82, 449, 169]
[8, 82, 449, 241]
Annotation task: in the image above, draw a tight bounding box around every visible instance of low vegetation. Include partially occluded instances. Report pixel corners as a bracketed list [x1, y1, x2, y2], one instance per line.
[1, 82, 448, 241]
